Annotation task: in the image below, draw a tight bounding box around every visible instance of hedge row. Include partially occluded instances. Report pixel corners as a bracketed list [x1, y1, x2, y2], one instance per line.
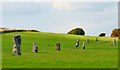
[1, 30, 39, 33]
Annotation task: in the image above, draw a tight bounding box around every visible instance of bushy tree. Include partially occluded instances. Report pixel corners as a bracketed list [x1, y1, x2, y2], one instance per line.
[111, 29, 120, 38]
[99, 33, 106, 37]
[67, 28, 85, 35]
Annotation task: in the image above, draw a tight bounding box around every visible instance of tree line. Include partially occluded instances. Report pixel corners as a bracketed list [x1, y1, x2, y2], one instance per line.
[67, 28, 120, 38]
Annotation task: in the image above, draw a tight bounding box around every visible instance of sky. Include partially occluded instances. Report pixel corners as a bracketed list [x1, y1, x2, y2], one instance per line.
[0, 1, 118, 36]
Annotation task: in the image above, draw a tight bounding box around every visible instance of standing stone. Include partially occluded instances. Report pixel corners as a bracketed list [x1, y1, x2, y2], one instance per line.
[86, 38, 89, 43]
[56, 42, 60, 50]
[32, 42, 38, 53]
[113, 39, 116, 46]
[76, 38, 80, 48]
[96, 37, 98, 42]
[82, 42, 85, 49]
[12, 44, 18, 55]
[12, 34, 21, 56]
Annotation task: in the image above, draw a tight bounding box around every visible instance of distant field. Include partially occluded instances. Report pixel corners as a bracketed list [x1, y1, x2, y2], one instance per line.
[2, 32, 118, 68]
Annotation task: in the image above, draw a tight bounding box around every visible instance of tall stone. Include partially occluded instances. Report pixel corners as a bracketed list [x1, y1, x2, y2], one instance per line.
[12, 34, 21, 56]
[56, 42, 60, 50]
[76, 38, 80, 48]
[86, 38, 89, 43]
[96, 37, 98, 42]
[113, 39, 116, 46]
[82, 42, 85, 49]
[32, 42, 38, 53]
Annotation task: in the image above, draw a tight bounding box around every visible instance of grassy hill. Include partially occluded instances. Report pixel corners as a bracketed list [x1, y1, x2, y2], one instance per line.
[1, 32, 118, 68]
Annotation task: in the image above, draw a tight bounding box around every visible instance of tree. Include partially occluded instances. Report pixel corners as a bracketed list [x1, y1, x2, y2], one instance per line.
[67, 28, 85, 35]
[99, 33, 106, 37]
[111, 29, 120, 38]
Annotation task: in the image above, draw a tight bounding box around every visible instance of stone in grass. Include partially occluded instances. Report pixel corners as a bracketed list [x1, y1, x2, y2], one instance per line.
[86, 38, 89, 43]
[12, 34, 21, 56]
[76, 38, 80, 48]
[96, 37, 98, 42]
[113, 39, 116, 46]
[82, 42, 85, 50]
[32, 42, 38, 53]
[56, 42, 60, 50]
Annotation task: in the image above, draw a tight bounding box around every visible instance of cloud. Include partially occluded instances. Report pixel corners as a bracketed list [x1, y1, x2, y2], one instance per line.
[51, 2, 75, 10]
[2, 2, 118, 36]
[0, 0, 119, 2]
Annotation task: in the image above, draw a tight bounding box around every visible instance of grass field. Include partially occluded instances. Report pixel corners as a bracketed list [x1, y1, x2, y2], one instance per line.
[0, 34, 1, 69]
[2, 32, 118, 68]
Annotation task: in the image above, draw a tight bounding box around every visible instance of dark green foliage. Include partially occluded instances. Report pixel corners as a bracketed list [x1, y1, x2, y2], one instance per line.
[99, 33, 106, 37]
[67, 28, 85, 35]
[27, 30, 39, 32]
[0, 28, 39, 33]
[2, 30, 27, 33]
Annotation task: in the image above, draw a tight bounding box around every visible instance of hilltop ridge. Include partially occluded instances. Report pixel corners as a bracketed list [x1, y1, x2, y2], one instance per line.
[0, 28, 40, 33]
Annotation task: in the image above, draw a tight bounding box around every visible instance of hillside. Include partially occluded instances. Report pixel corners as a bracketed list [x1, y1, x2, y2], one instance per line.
[2, 32, 118, 68]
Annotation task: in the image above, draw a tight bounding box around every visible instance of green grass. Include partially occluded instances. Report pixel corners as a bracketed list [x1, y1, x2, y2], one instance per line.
[0, 34, 1, 69]
[2, 32, 118, 68]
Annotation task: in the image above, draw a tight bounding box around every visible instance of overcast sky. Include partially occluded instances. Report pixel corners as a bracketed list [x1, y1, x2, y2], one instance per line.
[1, 1, 118, 36]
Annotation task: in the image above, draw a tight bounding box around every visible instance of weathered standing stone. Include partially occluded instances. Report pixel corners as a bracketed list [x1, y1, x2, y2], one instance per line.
[113, 39, 116, 46]
[86, 38, 89, 43]
[32, 42, 38, 53]
[82, 42, 85, 49]
[12, 34, 21, 56]
[56, 42, 60, 50]
[96, 37, 98, 42]
[12, 45, 18, 55]
[76, 38, 80, 48]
